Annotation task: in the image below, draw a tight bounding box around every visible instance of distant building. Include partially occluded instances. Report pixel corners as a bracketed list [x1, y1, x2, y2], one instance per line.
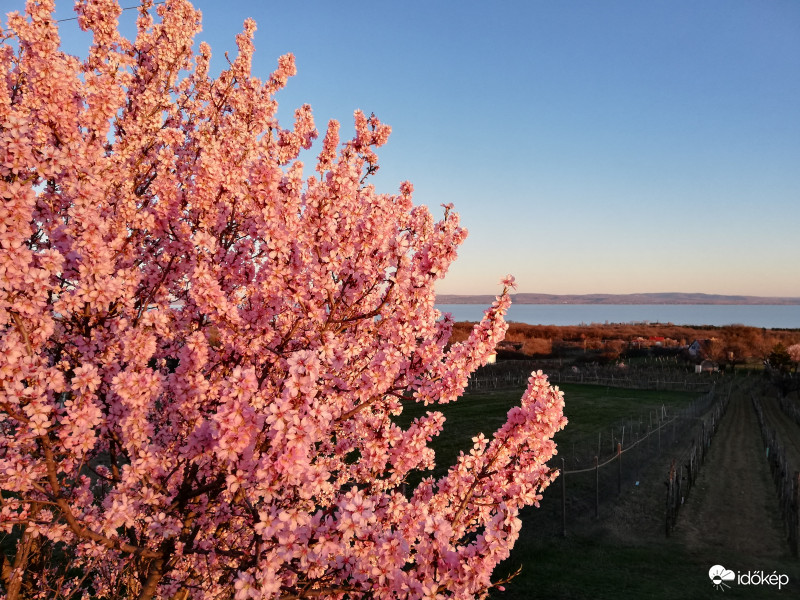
[688, 339, 716, 360]
[695, 359, 718, 374]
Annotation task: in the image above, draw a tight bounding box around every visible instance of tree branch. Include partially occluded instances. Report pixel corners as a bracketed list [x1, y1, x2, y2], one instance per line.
[38, 434, 162, 560]
[9, 311, 33, 356]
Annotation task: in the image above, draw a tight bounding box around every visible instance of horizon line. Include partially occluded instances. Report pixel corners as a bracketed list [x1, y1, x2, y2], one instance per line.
[435, 291, 800, 304]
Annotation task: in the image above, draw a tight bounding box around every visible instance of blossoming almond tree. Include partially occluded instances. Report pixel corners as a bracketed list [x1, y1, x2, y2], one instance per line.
[0, 1, 567, 598]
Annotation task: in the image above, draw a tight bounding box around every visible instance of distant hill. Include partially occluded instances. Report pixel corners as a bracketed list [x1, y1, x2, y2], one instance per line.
[436, 292, 800, 305]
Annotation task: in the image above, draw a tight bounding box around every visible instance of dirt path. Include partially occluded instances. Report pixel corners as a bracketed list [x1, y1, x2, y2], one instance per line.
[672, 391, 788, 559]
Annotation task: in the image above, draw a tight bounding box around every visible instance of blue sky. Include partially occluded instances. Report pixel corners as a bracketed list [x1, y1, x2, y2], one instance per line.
[42, 0, 800, 297]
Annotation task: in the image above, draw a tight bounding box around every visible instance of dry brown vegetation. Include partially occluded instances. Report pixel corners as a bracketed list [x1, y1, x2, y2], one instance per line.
[450, 322, 800, 365]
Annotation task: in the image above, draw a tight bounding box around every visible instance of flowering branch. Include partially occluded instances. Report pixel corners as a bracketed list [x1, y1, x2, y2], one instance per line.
[0, 2, 565, 597]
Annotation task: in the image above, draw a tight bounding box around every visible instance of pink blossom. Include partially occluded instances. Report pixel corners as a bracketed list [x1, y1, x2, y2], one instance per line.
[501, 274, 517, 289]
[0, 1, 566, 598]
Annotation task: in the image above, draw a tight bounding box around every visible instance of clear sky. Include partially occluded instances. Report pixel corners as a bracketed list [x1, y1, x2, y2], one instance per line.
[42, 0, 800, 297]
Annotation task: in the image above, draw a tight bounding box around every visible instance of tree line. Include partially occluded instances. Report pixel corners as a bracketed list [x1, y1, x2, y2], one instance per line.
[450, 322, 800, 368]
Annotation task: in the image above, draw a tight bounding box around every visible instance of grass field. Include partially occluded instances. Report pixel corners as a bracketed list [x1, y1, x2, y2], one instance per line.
[395, 381, 699, 480]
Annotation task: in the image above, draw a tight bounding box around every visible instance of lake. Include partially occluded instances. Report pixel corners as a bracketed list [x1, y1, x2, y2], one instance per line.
[435, 304, 800, 329]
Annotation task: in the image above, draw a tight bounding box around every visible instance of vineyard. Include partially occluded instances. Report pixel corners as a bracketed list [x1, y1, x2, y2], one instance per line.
[403, 363, 800, 599]
[752, 395, 800, 556]
[466, 358, 729, 392]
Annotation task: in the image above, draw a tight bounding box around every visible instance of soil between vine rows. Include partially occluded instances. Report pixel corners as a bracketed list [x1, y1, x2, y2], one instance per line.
[671, 391, 787, 559]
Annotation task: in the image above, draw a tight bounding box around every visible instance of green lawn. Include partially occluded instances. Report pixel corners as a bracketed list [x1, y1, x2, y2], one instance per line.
[394, 381, 699, 480]
[555, 383, 697, 437]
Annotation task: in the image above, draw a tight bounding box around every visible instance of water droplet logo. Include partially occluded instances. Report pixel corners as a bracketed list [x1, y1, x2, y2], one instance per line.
[709, 564, 735, 591]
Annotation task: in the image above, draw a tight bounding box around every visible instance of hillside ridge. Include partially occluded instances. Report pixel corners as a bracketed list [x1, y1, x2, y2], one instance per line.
[436, 292, 800, 305]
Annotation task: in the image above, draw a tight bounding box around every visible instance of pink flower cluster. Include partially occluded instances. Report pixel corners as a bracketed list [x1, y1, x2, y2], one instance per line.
[0, 1, 566, 598]
[788, 343, 800, 364]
